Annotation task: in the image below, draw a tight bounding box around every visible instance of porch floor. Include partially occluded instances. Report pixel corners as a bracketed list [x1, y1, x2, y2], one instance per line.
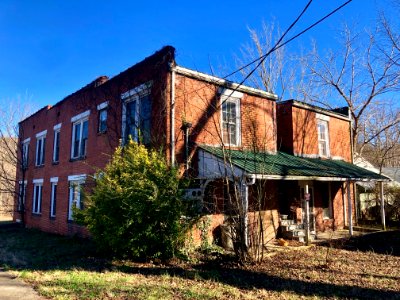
[313, 229, 364, 243]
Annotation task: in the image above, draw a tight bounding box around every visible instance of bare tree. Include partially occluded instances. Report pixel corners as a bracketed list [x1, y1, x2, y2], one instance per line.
[303, 24, 400, 156]
[235, 20, 297, 100]
[0, 98, 34, 224]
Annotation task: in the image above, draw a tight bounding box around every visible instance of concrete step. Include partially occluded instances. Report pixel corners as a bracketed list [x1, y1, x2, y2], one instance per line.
[280, 219, 295, 226]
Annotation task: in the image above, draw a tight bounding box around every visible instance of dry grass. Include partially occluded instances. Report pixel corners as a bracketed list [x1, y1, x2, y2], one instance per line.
[1, 225, 399, 299]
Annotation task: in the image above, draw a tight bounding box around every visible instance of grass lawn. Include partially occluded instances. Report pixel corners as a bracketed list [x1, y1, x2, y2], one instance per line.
[0, 225, 399, 299]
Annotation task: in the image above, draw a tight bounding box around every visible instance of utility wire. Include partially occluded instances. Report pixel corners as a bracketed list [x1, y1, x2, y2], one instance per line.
[224, 0, 353, 83]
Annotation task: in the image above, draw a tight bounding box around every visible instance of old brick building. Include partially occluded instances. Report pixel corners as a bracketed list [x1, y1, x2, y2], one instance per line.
[14, 46, 386, 241]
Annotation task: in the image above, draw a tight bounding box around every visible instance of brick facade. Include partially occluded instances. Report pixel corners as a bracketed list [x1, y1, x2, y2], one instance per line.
[15, 46, 356, 239]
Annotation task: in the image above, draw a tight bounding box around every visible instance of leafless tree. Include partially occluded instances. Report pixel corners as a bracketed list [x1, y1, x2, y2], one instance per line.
[303, 24, 400, 157]
[0, 98, 34, 224]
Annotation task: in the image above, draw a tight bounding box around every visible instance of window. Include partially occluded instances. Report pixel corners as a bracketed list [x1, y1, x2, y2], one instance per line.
[97, 101, 108, 133]
[71, 110, 90, 159]
[122, 82, 152, 145]
[321, 182, 333, 219]
[53, 123, 61, 163]
[18, 180, 27, 212]
[35, 130, 47, 166]
[32, 179, 43, 214]
[317, 119, 330, 157]
[68, 174, 86, 221]
[22, 138, 30, 169]
[220, 89, 242, 146]
[50, 177, 58, 218]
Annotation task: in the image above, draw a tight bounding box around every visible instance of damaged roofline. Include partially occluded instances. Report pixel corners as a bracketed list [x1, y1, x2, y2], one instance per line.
[173, 66, 278, 101]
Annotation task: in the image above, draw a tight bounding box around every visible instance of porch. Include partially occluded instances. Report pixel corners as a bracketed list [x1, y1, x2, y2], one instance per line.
[196, 145, 389, 245]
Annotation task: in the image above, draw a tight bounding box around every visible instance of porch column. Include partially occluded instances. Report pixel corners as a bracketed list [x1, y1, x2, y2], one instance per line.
[380, 181, 386, 231]
[347, 180, 353, 236]
[242, 183, 249, 247]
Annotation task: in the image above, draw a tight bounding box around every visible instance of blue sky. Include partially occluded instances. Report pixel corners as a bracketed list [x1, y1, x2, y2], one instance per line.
[0, 0, 390, 110]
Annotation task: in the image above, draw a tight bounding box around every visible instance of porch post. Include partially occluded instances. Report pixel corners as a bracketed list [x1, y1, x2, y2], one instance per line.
[305, 184, 310, 245]
[243, 183, 249, 247]
[380, 181, 386, 231]
[347, 180, 353, 236]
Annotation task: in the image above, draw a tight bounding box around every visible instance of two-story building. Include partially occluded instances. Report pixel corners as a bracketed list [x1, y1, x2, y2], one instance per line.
[14, 46, 387, 242]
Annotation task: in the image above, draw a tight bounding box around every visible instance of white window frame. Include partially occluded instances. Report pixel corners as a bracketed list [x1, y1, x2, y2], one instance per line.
[53, 123, 61, 163]
[317, 117, 330, 158]
[22, 138, 30, 168]
[32, 178, 43, 214]
[50, 177, 58, 218]
[35, 130, 47, 166]
[121, 81, 152, 144]
[97, 101, 108, 133]
[68, 174, 86, 221]
[71, 111, 90, 159]
[220, 88, 242, 147]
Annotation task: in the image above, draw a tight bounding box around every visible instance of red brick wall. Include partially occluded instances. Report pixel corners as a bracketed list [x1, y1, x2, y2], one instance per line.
[277, 102, 352, 161]
[15, 47, 174, 235]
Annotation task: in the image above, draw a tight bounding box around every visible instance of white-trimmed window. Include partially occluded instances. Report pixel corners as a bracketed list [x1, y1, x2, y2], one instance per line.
[22, 138, 30, 169]
[220, 89, 242, 146]
[71, 110, 89, 159]
[97, 101, 108, 133]
[18, 180, 27, 212]
[32, 179, 43, 214]
[50, 177, 58, 218]
[35, 130, 47, 166]
[317, 117, 330, 158]
[68, 174, 86, 221]
[53, 123, 61, 163]
[121, 82, 152, 144]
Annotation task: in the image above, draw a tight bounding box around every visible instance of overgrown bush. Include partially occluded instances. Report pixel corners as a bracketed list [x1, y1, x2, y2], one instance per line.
[75, 141, 193, 260]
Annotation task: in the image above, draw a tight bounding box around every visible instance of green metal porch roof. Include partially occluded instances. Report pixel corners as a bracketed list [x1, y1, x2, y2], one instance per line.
[199, 145, 389, 181]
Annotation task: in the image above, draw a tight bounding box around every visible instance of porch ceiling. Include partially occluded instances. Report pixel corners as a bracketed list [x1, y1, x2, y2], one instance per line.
[198, 145, 389, 182]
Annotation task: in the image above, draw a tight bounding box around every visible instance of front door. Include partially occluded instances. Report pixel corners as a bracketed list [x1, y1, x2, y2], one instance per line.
[298, 181, 316, 233]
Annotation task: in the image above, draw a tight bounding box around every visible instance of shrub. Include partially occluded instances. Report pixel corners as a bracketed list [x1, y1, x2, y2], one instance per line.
[75, 141, 192, 260]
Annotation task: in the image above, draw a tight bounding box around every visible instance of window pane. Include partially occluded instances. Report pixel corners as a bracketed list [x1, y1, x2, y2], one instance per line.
[41, 138, 46, 165]
[54, 131, 60, 162]
[126, 101, 138, 141]
[222, 99, 239, 145]
[139, 95, 152, 144]
[73, 123, 81, 158]
[81, 120, 88, 156]
[98, 109, 107, 132]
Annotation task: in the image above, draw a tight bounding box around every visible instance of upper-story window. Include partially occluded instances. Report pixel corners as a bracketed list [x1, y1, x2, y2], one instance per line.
[71, 110, 90, 159]
[35, 130, 47, 166]
[97, 101, 108, 133]
[121, 82, 152, 145]
[220, 88, 242, 146]
[22, 138, 30, 169]
[316, 113, 330, 157]
[53, 123, 61, 163]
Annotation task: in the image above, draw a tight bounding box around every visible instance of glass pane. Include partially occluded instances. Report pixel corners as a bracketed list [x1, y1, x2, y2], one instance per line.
[126, 101, 138, 141]
[73, 123, 81, 157]
[139, 95, 152, 144]
[81, 120, 88, 156]
[99, 109, 107, 132]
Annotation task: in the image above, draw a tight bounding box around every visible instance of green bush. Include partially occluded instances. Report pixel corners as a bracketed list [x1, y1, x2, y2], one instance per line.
[75, 141, 192, 260]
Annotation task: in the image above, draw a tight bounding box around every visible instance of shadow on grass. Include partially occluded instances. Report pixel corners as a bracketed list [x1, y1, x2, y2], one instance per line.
[320, 230, 400, 257]
[1, 226, 399, 299]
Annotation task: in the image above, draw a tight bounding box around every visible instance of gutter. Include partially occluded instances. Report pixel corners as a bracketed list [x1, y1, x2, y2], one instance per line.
[170, 64, 176, 165]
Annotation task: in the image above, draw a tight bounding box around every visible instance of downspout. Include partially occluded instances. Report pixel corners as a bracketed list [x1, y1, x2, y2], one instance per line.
[347, 180, 353, 236]
[380, 181, 386, 231]
[243, 176, 256, 247]
[170, 64, 176, 166]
